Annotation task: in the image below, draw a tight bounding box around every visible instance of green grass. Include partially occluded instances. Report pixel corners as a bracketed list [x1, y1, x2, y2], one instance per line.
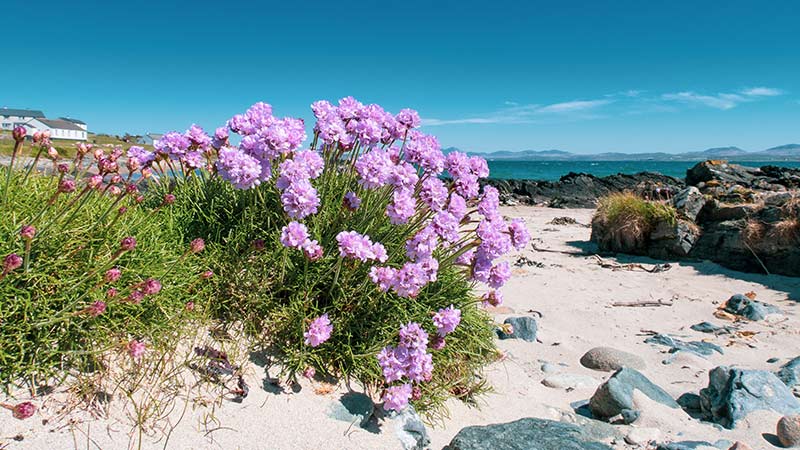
[592, 192, 677, 252]
[0, 131, 153, 157]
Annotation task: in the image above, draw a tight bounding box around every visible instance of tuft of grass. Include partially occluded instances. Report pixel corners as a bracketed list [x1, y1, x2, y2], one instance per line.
[592, 192, 677, 252]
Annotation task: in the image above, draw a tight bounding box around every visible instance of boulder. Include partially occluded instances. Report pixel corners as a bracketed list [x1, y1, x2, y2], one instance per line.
[672, 186, 706, 221]
[496, 317, 538, 342]
[698, 366, 800, 429]
[686, 161, 759, 189]
[777, 356, 800, 390]
[777, 415, 800, 448]
[444, 417, 613, 450]
[649, 220, 701, 258]
[328, 392, 374, 428]
[722, 294, 781, 321]
[580, 347, 646, 372]
[588, 368, 679, 424]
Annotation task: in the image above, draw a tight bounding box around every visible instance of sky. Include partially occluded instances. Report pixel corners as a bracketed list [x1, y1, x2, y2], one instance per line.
[3, 0, 799, 154]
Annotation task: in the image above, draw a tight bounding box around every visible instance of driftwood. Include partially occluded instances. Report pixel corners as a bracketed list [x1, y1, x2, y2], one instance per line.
[592, 255, 672, 273]
[610, 299, 673, 307]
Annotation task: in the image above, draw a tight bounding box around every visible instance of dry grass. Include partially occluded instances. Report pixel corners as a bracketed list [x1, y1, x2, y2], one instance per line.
[592, 192, 677, 252]
[768, 218, 800, 245]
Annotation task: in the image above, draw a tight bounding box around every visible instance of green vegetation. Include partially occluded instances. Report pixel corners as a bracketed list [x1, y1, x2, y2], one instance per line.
[592, 192, 677, 252]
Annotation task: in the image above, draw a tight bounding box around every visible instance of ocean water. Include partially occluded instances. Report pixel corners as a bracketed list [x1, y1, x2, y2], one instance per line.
[486, 160, 800, 181]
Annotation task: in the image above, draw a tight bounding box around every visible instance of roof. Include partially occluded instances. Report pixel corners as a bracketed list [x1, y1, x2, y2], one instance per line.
[147, 133, 163, 139]
[59, 117, 86, 125]
[35, 118, 86, 132]
[1, 108, 45, 118]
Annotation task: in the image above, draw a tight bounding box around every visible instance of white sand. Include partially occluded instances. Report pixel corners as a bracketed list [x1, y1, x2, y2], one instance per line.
[3, 206, 799, 449]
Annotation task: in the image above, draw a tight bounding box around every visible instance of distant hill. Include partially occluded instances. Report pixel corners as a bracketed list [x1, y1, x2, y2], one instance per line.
[449, 144, 800, 162]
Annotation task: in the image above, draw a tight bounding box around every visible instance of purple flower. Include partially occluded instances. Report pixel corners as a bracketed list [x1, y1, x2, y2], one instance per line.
[142, 278, 162, 295]
[19, 225, 36, 240]
[183, 151, 205, 170]
[432, 305, 461, 337]
[469, 156, 490, 178]
[280, 179, 320, 219]
[190, 238, 206, 254]
[453, 173, 480, 199]
[445, 151, 471, 179]
[280, 221, 309, 249]
[120, 236, 137, 251]
[455, 248, 475, 266]
[212, 126, 229, 149]
[431, 211, 459, 242]
[337, 96, 364, 120]
[482, 290, 503, 307]
[391, 260, 438, 298]
[343, 191, 361, 211]
[395, 108, 421, 131]
[478, 186, 501, 220]
[127, 146, 155, 168]
[355, 148, 394, 189]
[262, 117, 307, 156]
[302, 240, 324, 261]
[404, 133, 444, 175]
[216, 146, 263, 190]
[476, 219, 512, 260]
[3, 253, 23, 274]
[154, 131, 191, 159]
[382, 383, 412, 412]
[369, 266, 397, 292]
[276, 150, 324, 189]
[508, 219, 531, 250]
[377, 346, 406, 382]
[304, 314, 333, 347]
[11, 402, 36, 420]
[104, 268, 122, 283]
[419, 177, 448, 211]
[447, 193, 467, 221]
[386, 191, 416, 225]
[185, 124, 212, 150]
[127, 339, 146, 360]
[406, 226, 439, 262]
[488, 261, 512, 289]
[388, 162, 419, 192]
[336, 231, 387, 263]
[58, 179, 76, 193]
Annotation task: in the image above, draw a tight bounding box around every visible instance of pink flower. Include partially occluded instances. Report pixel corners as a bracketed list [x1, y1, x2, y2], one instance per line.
[142, 278, 162, 295]
[104, 268, 121, 283]
[163, 194, 176, 205]
[120, 237, 137, 251]
[302, 240, 324, 261]
[86, 301, 107, 317]
[432, 305, 461, 337]
[304, 314, 333, 347]
[201, 270, 214, 279]
[127, 290, 144, 304]
[482, 290, 504, 307]
[303, 367, 316, 379]
[190, 238, 205, 254]
[2, 253, 22, 274]
[382, 383, 412, 412]
[127, 339, 146, 360]
[280, 221, 309, 249]
[11, 402, 36, 419]
[343, 191, 361, 211]
[106, 288, 118, 298]
[12, 126, 26, 142]
[58, 179, 76, 193]
[19, 225, 36, 241]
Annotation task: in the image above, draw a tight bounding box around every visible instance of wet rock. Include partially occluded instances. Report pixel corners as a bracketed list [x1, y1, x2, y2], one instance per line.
[699, 366, 800, 429]
[542, 373, 601, 390]
[778, 415, 800, 447]
[444, 417, 613, 450]
[778, 357, 800, 390]
[580, 347, 646, 372]
[673, 186, 706, 221]
[390, 406, 430, 450]
[690, 322, 734, 335]
[722, 294, 781, 321]
[589, 368, 679, 424]
[497, 317, 538, 342]
[645, 333, 723, 357]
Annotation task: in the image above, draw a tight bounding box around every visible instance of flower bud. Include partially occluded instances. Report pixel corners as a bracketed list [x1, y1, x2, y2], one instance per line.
[11, 402, 36, 420]
[3, 253, 23, 273]
[201, 270, 214, 279]
[12, 126, 26, 142]
[106, 287, 118, 298]
[108, 185, 122, 196]
[33, 131, 43, 143]
[47, 147, 59, 160]
[127, 339, 146, 359]
[135, 195, 144, 203]
[252, 239, 265, 250]
[118, 206, 128, 215]
[190, 238, 205, 254]
[110, 174, 123, 185]
[185, 301, 195, 311]
[120, 236, 136, 251]
[163, 194, 176, 205]
[57, 163, 69, 174]
[142, 278, 162, 295]
[76, 143, 89, 155]
[141, 167, 152, 179]
[127, 290, 144, 304]
[104, 267, 121, 283]
[58, 179, 76, 193]
[88, 175, 103, 189]
[302, 367, 316, 379]
[86, 301, 107, 317]
[19, 225, 36, 241]
[93, 148, 104, 160]
[125, 184, 138, 194]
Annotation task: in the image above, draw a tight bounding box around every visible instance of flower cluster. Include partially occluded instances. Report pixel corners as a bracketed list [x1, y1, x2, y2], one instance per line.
[336, 231, 387, 263]
[304, 314, 333, 347]
[377, 322, 436, 411]
[280, 221, 323, 260]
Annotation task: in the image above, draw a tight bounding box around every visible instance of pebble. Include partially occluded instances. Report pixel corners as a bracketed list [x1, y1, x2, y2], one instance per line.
[727, 442, 752, 450]
[778, 415, 800, 447]
[541, 373, 601, 390]
[540, 362, 562, 374]
[580, 347, 646, 372]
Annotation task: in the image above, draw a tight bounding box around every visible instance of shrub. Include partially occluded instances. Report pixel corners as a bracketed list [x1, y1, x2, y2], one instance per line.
[157, 98, 529, 417]
[592, 192, 677, 252]
[0, 130, 209, 389]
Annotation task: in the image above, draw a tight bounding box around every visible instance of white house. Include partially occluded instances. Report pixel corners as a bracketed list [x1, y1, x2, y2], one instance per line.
[25, 118, 88, 141]
[0, 108, 45, 131]
[138, 133, 163, 145]
[59, 117, 88, 131]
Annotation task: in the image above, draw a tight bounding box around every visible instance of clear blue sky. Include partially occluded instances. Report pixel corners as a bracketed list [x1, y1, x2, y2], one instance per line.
[3, 0, 798, 153]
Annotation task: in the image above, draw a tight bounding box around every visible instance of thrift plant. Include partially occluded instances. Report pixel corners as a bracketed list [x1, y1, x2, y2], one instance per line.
[0, 129, 210, 389]
[161, 97, 531, 417]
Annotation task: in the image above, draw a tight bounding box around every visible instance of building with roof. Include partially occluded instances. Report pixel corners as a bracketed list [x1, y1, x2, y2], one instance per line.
[25, 118, 88, 141]
[0, 108, 45, 131]
[138, 133, 163, 145]
[1, 107, 89, 141]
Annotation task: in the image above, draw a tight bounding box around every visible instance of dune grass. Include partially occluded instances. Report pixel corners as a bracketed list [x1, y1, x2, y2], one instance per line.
[592, 192, 677, 252]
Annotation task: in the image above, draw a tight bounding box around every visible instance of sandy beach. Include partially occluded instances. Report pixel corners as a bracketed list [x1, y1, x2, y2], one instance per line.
[2, 205, 799, 449]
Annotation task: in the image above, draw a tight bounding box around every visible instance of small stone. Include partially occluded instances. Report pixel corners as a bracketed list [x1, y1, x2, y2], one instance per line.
[778, 357, 800, 389]
[645, 333, 723, 357]
[390, 406, 430, 450]
[496, 317, 538, 342]
[542, 373, 601, 390]
[589, 368, 679, 424]
[541, 362, 562, 374]
[580, 347, 646, 372]
[663, 351, 714, 370]
[624, 427, 661, 445]
[722, 294, 781, 321]
[777, 415, 800, 447]
[727, 442, 752, 450]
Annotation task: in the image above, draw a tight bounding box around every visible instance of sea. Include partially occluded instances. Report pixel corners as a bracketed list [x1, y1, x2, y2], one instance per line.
[486, 160, 800, 181]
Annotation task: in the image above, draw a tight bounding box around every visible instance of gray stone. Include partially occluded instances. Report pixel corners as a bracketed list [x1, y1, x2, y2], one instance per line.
[542, 373, 601, 390]
[390, 406, 430, 450]
[656, 441, 732, 450]
[624, 427, 661, 445]
[589, 368, 679, 424]
[444, 417, 613, 450]
[690, 322, 734, 335]
[672, 186, 706, 221]
[722, 294, 781, 321]
[497, 317, 538, 342]
[328, 392, 374, 428]
[649, 220, 700, 258]
[699, 366, 800, 429]
[580, 347, 646, 372]
[777, 415, 800, 447]
[778, 356, 800, 389]
[645, 333, 724, 357]
[541, 362, 562, 374]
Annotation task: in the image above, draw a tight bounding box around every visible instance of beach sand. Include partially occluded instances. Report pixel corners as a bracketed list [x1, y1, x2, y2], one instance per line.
[3, 205, 799, 449]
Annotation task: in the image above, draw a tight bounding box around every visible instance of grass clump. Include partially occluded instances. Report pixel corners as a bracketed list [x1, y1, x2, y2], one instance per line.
[592, 192, 677, 252]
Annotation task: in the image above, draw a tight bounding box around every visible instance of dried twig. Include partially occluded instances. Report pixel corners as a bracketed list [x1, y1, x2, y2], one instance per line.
[610, 299, 673, 307]
[592, 255, 671, 273]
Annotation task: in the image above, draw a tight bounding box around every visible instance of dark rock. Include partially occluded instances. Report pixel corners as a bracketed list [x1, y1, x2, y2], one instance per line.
[722, 294, 781, 321]
[690, 322, 734, 335]
[649, 220, 701, 258]
[656, 441, 732, 450]
[777, 356, 800, 389]
[580, 347, 646, 372]
[329, 392, 374, 428]
[389, 406, 430, 450]
[677, 393, 703, 411]
[589, 368, 679, 424]
[497, 317, 538, 342]
[777, 415, 800, 447]
[444, 417, 613, 450]
[686, 161, 759, 188]
[699, 366, 800, 429]
[644, 333, 724, 357]
[673, 186, 706, 221]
